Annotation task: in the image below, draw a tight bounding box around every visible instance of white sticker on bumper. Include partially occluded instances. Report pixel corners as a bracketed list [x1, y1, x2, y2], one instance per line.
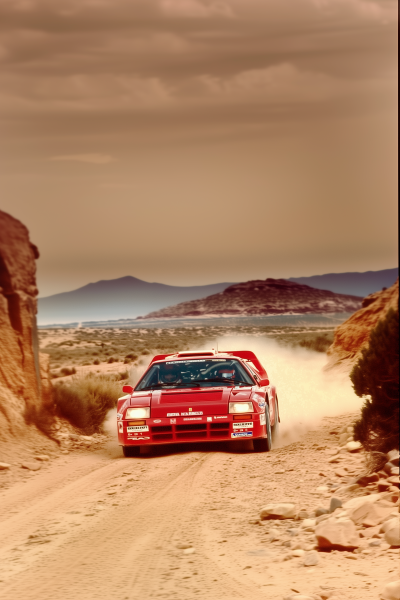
[260, 413, 266, 426]
[127, 426, 149, 432]
[232, 422, 253, 429]
[231, 432, 253, 438]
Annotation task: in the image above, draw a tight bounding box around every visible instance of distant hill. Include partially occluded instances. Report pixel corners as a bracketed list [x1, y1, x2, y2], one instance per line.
[139, 278, 363, 320]
[38, 276, 235, 325]
[288, 268, 398, 297]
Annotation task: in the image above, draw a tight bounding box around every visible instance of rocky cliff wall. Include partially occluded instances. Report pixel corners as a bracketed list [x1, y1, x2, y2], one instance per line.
[325, 279, 399, 373]
[0, 210, 52, 442]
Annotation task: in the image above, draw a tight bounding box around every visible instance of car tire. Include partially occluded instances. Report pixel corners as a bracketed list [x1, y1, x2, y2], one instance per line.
[271, 396, 280, 443]
[254, 407, 272, 452]
[122, 445, 141, 457]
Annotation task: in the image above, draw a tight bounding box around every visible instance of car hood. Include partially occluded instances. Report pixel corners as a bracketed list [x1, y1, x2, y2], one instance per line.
[146, 386, 253, 418]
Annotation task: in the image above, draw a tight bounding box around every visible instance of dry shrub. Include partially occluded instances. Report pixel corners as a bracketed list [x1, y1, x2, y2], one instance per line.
[53, 373, 122, 433]
[298, 334, 333, 353]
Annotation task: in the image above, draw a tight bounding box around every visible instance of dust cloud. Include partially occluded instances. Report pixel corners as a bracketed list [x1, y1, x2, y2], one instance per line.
[217, 335, 362, 447]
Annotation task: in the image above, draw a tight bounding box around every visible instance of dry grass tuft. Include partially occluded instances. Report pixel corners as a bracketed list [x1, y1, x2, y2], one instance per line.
[53, 373, 124, 433]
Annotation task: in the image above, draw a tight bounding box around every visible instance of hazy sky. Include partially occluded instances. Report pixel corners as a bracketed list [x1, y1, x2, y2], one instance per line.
[0, 0, 397, 297]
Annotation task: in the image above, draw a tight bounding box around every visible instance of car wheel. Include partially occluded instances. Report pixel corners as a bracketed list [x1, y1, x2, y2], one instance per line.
[271, 396, 280, 443]
[122, 445, 141, 457]
[254, 407, 272, 452]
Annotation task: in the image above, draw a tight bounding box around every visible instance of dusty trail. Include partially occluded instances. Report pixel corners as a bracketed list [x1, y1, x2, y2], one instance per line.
[0, 416, 394, 600]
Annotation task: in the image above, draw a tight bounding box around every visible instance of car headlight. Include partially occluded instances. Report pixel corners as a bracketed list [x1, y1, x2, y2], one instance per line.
[125, 407, 150, 419]
[229, 402, 253, 414]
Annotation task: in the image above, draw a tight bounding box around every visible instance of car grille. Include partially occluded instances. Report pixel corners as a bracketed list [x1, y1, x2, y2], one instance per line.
[142, 420, 231, 442]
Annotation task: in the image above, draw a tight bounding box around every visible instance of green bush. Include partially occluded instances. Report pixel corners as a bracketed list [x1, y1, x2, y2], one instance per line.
[53, 373, 121, 432]
[351, 308, 399, 455]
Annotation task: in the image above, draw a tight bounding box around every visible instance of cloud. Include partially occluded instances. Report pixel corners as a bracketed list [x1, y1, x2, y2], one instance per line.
[50, 153, 115, 164]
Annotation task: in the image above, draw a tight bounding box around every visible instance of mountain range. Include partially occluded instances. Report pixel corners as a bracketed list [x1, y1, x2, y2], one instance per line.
[37, 268, 397, 325]
[37, 277, 235, 325]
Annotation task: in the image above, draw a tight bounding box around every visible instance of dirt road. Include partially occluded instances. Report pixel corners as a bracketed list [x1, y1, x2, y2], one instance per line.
[0, 415, 395, 600]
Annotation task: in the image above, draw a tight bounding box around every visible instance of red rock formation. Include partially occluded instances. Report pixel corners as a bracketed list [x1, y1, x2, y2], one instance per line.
[139, 278, 362, 320]
[0, 210, 52, 441]
[325, 279, 399, 373]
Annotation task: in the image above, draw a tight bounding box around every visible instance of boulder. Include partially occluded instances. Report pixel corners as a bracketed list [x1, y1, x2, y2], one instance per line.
[387, 451, 399, 467]
[21, 461, 41, 471]
[315, 518, 360, 550]
[380, 581, 400, 600]
[0, 462, 11, 469]
[329, 498, 342, 513]
[387, 476, 400, 488]
[356, 473, 380, 486]
[303, 550, 319, 566]
[384, 517, 400, 547]
[348, 499, 395, 527]
[260, 503, 297, 520]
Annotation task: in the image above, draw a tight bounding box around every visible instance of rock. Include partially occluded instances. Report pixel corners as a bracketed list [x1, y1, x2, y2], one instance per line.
[35, 454, 50, 461]
[346, 441, 362, 453]
[385, 462, 398, 474]
[329, 498, 343, 513]
[21, 461, 41, 471]
[315, 519, 360, 550]
[315, 508, 329, 517]
[183, 548, 195, 555]
[0, 462, 11, 469]
[316, 485, 329, 493]
[316, 513, 331, 525]
[0, 210, 54, 441]
[349, 499, 395, 527]
[378, 480, 392, 492]
[268, 527, 280, 542]
[380, 580, 400, 600]
[325, 280, 399, 373]
[334, 468, 348, 478]
[388, 476, 400, 488]
[176, 543, 192, 550]
[297, 510, 309, 519]
[387, 450, 399, 467]
[288, 528, 300, 536]
[291, 549, 305, 557]
[384, 517, 400, 547]
[369, 539, 382, 547]
[360, 524, 381, 538]
[301, 519, 316, 531]
[356, 472, 380, 486]
[343, 492, 381, 511]
[390, 467, 400, 476]
[303, 550, 319, 566]
[260, 503, 297, 520]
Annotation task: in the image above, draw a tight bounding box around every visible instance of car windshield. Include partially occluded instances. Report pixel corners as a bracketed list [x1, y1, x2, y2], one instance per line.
[135, 358, 255, 391]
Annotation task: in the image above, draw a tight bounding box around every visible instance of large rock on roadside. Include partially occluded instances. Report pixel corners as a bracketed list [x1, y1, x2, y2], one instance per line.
[260, 503, 296, 520]
[325, 279, 399, 373]
[347, 497, 395, 527]
[315, 518, 360, 550]
[384, 517, 400, 547]
[380, 581, 400, 600]
[0, 210, 53, 444]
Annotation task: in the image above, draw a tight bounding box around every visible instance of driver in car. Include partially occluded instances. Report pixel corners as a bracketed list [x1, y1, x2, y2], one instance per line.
[160, 364, 182, 384]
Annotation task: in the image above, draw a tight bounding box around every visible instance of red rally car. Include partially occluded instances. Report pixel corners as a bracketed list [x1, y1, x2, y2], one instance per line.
[117, 350, 280, 457]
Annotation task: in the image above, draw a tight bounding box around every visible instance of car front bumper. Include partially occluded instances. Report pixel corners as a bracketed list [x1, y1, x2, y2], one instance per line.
[118, 414, 266, 446]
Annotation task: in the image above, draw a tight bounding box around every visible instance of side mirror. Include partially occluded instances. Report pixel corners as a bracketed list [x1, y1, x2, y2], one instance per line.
[259, 378, 269, 387]
[122, 385, 134, 394]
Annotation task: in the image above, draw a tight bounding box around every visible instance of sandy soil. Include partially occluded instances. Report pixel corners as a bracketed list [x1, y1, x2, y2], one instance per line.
[0, 414, 396, 600]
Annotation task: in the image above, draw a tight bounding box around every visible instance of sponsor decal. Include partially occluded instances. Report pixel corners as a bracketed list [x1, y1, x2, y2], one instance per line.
[232, 422, 253, 429]
[214, 416, 228, 419]
[153, 419, 162, 423]
[118, 422, 123, 432]
[183, 417, 202, 421]
[258, 402, 266, 408]
[117, 413, 123, 420]
[181, 412, 203, 416]
[167, 413, 180, 417]
[129, 437, 150, 441]
[260, 413, 266, 426]
[231, 432, 253, 438]
[207, 417, 212, 422]
[170, 418, 176, 424]
[127, 426, 149, 432]
[189, 408, 192, 412]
